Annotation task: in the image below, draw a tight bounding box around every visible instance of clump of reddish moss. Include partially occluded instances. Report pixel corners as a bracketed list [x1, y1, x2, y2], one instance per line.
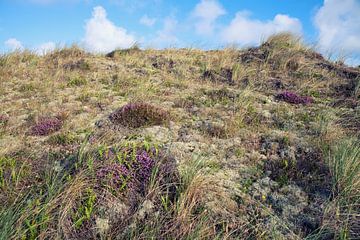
[30, 116, 63, 136]
[276, 91, 313, 105]
[109, 102, 169, 128]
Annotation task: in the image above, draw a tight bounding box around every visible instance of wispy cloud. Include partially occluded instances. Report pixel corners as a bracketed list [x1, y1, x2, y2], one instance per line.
[35, 41, 56, 55]
[140, 15, 156, 27]
[192, 0, 226, 36]
[152, 16, 179, 47]
[4, 38, 57, 55]
[83, 6, 136, 53]
[221, 11, 302, 46]
[314, 0, 360, 60]
[4, 38, 24, 51]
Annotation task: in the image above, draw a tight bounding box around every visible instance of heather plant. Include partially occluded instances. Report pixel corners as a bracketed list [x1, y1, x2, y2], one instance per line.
[79, 140, 181, 238]
[109, 102, 169, 128]
[96, 163, 131, 191]
[63, 59, 90, 71]
[96, 146, 157, 195]
[106, 44, 141, 58]
[202, 67, 234, 85]
[30, 116, 63, 136]
[276, 90, 313, 105]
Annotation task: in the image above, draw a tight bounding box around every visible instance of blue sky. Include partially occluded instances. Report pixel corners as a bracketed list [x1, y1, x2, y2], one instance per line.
[0, 0, 359, 65]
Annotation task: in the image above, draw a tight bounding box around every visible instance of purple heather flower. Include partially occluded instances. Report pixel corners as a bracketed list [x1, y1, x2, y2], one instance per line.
[135, 150, 155, 181]
[30, 117, 62, 136]
[96, 148, 159, 195]
[96, 163, 130, 189]
[276, 91, 313, 105]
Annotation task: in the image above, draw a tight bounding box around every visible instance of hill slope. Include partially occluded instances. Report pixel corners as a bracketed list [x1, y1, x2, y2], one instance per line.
[1, 34, 359, 239]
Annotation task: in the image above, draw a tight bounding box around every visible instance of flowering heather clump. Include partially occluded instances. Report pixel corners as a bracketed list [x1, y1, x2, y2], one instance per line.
[96, 163, 130, 189]
[135, 150, 155, 183]
[276, 91, 313, 105]
[96, 149, 155, 193]
[30, 116, 63, 136]
[109, 102, 169, 128]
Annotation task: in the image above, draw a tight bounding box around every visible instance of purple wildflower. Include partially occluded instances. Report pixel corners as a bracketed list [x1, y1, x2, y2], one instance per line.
[276, 91, 313, 105]
[96, 147, 160, 196]
[135, 150, 155, 182]
[30, 117, 63, 136]
[96, 163, 130, 189]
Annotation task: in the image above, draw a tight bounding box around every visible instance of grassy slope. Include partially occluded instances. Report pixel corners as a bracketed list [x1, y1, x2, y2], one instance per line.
[0, 33, 359, 239]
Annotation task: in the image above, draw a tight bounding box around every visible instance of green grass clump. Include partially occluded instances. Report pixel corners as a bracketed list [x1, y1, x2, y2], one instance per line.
[328, 138, 360, 201]
[67, 76, 87, 87]
[0, 156, 26, 190]
[72, 188, 96, 229]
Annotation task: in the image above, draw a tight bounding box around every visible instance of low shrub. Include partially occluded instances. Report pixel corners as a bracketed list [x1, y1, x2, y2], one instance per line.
[30, 116, 63, 136]
[83, 142, 179, 238]
[276, 91, 313, 105]
[202, 68, 234, 85]
[109, 102, 169, 128]
[106, 45, 141, 58]
[63, 59, 90, 71]
[96, 149, 156, 195]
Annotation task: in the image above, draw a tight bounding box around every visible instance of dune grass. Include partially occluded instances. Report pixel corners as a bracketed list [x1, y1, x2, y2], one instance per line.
[0, 33, 359, 239]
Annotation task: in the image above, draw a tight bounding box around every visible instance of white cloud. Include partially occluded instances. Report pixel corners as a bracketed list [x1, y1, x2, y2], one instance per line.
[221, 11, 302, 46]
[5, 38, 24, 51]
[140, 15, 156, 27]
[83, 6, 136, 53]
[192, 0, 226, 35]
[36, 41, 56, 55]
[314, 0, 360, 56]
[153, 17, 179, 47]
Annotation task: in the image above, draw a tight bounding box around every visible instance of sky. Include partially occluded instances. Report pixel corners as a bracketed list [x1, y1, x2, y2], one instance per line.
[0, 0, 359, 65]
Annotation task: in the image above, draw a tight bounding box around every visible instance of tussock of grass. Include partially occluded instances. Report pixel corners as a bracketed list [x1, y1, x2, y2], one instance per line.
[328, 138, 360, 200]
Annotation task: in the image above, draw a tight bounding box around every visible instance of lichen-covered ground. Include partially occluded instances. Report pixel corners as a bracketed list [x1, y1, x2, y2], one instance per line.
[1, 34, 359, 239]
